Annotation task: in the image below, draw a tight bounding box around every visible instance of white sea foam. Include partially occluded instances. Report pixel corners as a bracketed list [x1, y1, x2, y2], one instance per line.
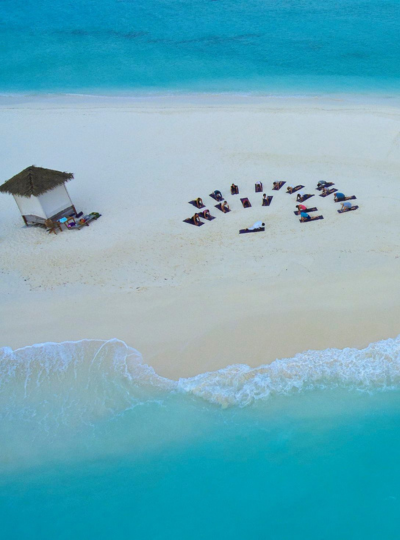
[1, 336, 400, 417]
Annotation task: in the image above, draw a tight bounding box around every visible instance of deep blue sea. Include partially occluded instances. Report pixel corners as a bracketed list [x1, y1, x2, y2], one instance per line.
[0, 0, 400, 93]
[1, 338, 400, 539]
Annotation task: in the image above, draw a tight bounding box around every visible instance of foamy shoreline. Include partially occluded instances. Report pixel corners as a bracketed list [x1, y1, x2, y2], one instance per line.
[0, 93, 399, 378]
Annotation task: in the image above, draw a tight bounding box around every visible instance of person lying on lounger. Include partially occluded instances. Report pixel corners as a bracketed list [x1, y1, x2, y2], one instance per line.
[214, 190, 223, 201]
[221, 201, 230, 213]
[195, 197, 203, 207]
[341, 201, 354, 211]
[231, 183, 239, 194]
[193, 213, 201, 226]
[246, 221, 265, 231]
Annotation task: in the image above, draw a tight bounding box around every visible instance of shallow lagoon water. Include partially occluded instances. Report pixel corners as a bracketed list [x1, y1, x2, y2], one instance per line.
[1, 0, 400, 93]
[1, 339, 400, 539]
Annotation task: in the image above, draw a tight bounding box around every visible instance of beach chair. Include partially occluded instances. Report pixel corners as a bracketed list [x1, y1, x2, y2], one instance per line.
[45, 219, 62, 234]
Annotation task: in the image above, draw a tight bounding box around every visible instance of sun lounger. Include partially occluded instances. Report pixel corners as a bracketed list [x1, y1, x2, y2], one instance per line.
[199, 211, 216, 221]
[334, 196, 357, 203]
[66, 215, 95, 230]
[299, 215, 324, 223]
[239, 227, 265, 234]
[188, 200, 205, 209]
[337, 205, 359, 214]
[255, 183, 263, 192]
[319, 188, 337, 198]
[272, 181, 286, 191]
[316, 182, 335, 191]
[209, 192, 224, 202]
[287, 185, 304, 194]
[262, 196, 273, 206]
[183, 217, 204, 227]
[297, 194, 314, 203]
[240, 198, 252, 208]
[293, 207, 318, 215]
[215, 203, 231, 213]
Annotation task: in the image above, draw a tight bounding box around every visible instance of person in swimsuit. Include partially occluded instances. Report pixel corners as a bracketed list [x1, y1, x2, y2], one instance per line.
[195, 197, 203, 207]
[193, 213, 201, 226]
[273, 181, 283, 189]
[317, 180, 328, 189]
[296, 204, 307, 212]
[231, 183, 239, 194]
[214, 190, 223, 201]
[242, 198, 251, 208]
[300, 212, 311, 222]
[203, 209, 210, 218]
[221, 201, 230, 213]
[334, 192, 346, 202]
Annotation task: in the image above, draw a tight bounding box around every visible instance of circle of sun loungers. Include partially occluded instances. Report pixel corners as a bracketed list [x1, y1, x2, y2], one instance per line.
[183, 180, 358, 228]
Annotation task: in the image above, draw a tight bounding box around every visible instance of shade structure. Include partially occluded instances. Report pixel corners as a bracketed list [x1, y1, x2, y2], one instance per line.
[0, 166, 76, 225]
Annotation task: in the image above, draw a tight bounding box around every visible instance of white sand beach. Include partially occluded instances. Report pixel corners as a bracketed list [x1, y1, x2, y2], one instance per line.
[0, 94, 399, 378]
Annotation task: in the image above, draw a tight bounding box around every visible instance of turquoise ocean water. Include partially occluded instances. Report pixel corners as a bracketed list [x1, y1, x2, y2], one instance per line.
[0, 0, 400, 93]
[1, 338, 400, 539]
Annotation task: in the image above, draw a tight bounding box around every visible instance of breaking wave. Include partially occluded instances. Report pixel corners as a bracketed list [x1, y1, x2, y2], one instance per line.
[1, 335, 400, 417]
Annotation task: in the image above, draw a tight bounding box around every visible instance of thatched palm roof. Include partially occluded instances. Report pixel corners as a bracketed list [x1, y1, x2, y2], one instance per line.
[0, 166, 73, 197]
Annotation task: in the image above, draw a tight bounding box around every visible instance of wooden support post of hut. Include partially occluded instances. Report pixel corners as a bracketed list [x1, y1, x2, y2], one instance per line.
[0, 166, 76, 226]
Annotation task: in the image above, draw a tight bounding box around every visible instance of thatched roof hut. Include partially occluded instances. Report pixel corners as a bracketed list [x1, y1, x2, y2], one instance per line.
[0, 166, 73, 197]
[0, 166, 76, 225]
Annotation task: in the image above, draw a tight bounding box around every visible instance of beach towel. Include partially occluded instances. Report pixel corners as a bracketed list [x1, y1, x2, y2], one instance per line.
[297, 194, 314, 203]
[299, 215, 324, 223]
[272, 181, 286, 191]
[240, 198, 252, 208]
[337, 206, 359, 214]
[262, 196, 273, 206]
[239, 227, 265, 234]
[215, 203, 231, 213]
[188, 200, 205, 209]
[293, 207, 318, 215]
[287, 185, 304, 194]
[319, 189, 337, 198]
[334, 196, 357, 203]
[183, 217, 204, 226]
